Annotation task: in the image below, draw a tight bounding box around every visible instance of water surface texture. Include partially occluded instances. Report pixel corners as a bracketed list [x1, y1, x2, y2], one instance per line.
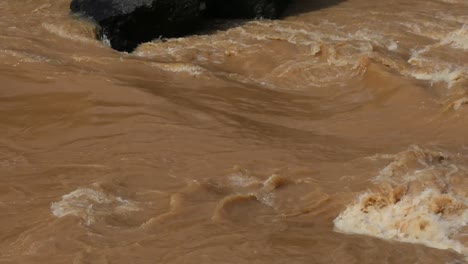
[0, 0, 467, 263]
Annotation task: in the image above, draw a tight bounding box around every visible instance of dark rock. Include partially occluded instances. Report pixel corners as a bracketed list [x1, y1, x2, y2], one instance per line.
[70, 0, 204, 52]
[205, 0, 290, 19]
[70, 0, 290, 52]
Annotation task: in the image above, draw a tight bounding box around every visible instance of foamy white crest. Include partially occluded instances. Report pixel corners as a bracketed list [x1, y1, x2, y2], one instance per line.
[409, 68, 465, 88]
[387, 41, 399, 51]
[406, 41, 467, 88]
[228, 173, 259, 187]
[225, 173, 287, 207]
[440, 25, 468, 50]
[101, 33, 111, 47]
[51, 188, 138, 225]
[148, 62, 205, 76]
[256, 191, 276, 207]
[334, 189, 468, 254]
[335, 147, 468, 257]
[408, 46, 431, 65]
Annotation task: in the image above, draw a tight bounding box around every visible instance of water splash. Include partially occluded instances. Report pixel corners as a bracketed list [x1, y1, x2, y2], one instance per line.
[334, 146, 468, 257]
[51, 187, 138, 225]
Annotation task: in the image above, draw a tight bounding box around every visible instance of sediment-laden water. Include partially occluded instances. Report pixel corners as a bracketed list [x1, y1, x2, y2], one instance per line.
[0, 0, 467, 263]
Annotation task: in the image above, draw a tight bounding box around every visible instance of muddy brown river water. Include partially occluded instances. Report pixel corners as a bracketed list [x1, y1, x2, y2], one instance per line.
[0, 0, 467, 263]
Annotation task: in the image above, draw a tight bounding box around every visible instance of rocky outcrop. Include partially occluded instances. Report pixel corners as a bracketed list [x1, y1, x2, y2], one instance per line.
[205, 0, 290, 19]
[70, 0, 204, 52]
[70, 0, 290, 52]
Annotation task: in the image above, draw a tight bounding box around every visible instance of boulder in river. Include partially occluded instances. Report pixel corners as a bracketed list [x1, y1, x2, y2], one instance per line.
[70, 0, 204, 52]
[205, 0, 290, 19]
[70, 0, 290, 52]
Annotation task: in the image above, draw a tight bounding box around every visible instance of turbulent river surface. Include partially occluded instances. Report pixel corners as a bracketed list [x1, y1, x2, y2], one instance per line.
[1, 0, 468, 263]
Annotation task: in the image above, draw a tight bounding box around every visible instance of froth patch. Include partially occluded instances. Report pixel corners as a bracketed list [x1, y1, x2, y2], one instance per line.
[334, 188, 467, 254]
[334, 146, 468, 256]
[51, 188, 138, 225]
[409, 68, 464, 88]
[441, 25, 468, 50]
[147, 62, 205, 76]
[228, 173, 259, 188]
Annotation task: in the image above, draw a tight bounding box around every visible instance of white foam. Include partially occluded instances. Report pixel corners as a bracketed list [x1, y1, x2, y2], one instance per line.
[51, 188, 138, 225]
[147, 62, 205, 76]
[409, 68, 465, 88]
[334, 147, 468, 257]
[440, 25, 468, 50]
[224, 173, 288, 207]
[228, 173, 259, 187]
[334, 189, 467, 255]
[406, 37, 467, 88]
[101, 33, 111, 47]
[387, 41, 399, 51]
